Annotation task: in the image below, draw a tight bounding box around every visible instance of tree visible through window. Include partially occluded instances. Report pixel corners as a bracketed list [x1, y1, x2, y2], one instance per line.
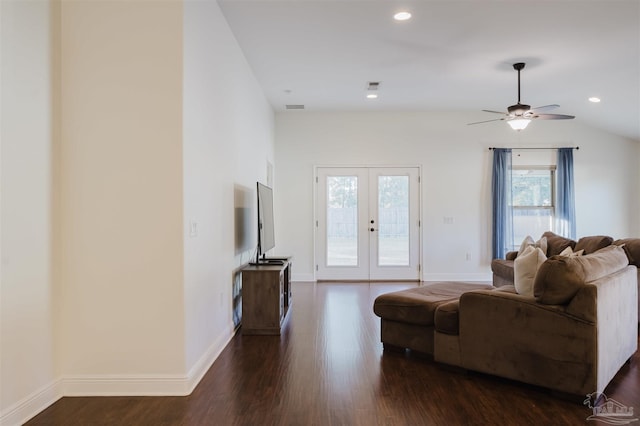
[512, 167, 555, 249]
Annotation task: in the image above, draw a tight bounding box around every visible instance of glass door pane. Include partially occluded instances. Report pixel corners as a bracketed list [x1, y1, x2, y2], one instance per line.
[326, 176, 358, 266]
[368, 167, 420, 281]
[377, 175, 410, 266]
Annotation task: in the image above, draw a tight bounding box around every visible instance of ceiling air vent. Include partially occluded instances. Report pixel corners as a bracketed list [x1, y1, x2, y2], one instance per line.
[285, 104, 305, 110]
[367, 82, 380, 90]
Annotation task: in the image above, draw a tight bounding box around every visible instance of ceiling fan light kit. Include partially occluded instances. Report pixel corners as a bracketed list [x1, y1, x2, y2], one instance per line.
[468, 62, 575, 130]
[508, 118, 531, 130]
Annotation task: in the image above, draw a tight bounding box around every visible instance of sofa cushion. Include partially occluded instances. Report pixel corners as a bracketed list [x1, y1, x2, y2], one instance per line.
[514, 246, 546, 296]
[435, 286, 527, 334]
[533, 245, 629, 305]
[373, 282, 492, 326]
[434, 300, 460, 335]
[542, 231, 576, 256]
[614, 238, 640, 266]
[574, 235, 613, 254]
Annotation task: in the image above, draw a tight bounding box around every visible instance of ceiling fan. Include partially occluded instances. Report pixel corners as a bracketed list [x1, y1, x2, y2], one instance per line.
[468, 62, 575, 130]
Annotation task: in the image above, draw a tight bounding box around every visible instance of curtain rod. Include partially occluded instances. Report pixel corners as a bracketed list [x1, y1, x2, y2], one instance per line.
[488, 146, 579, 151]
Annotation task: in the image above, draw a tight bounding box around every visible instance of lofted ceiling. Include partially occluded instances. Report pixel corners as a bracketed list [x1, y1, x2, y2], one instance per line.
[217, 0, 640, 141]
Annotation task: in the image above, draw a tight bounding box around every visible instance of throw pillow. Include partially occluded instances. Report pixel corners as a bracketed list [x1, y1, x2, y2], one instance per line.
[517, 235, 548, 257]
[559, 246, 584, 257]
[614, 239, 639, 266]
[514, 245, 547, 297]
[574, 235, 614, 255]
[542, 231, 576, 256]
[534, 245, 629, 305]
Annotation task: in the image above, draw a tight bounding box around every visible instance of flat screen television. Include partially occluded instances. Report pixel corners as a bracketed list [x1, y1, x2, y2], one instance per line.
[256, 182, 276, 263]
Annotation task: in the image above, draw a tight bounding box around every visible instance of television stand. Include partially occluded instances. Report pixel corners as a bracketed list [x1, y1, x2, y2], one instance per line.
[250, 256, 290, 266]
[241, 257, 292, 335]
[249, 258, 285, 266]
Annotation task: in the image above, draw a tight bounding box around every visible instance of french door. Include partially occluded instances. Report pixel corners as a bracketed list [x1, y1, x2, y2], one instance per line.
[316, 167, 420, 280]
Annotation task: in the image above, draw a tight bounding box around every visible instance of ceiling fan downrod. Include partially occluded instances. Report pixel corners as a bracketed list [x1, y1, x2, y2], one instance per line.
[514, 62, 525, 104]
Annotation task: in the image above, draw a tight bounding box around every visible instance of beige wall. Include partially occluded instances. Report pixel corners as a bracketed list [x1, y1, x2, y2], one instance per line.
[57, 0, 185, 380]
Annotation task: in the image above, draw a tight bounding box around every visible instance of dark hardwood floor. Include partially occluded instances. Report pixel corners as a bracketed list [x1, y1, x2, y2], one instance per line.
[27, 282, 639, 425]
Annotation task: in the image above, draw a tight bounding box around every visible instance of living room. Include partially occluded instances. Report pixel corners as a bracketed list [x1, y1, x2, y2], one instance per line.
[1, 0, 639, 425]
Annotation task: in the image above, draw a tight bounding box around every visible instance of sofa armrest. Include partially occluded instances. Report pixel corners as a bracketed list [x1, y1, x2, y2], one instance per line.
[576, 265, 638, 390]
[458, 289, 597, 395]
[505, 251, 518, 261]
[566, 265, 637, 324]
[490, 259, 514, 287]
[458, 266, 637, 395]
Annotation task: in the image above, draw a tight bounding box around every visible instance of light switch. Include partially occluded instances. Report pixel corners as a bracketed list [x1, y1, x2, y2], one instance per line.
[189, 220, 198, 237]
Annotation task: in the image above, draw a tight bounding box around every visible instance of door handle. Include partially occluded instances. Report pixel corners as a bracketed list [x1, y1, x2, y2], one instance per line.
[370, 227, 376, 232]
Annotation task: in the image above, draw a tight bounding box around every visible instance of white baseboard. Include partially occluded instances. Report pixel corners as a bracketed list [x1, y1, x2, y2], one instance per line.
[1, 329, 236, 425]
[292, 272, 315, 282]
[292, 273, 492, 283]
[64, 328, 235, 397]
[185, 324, 235, 394]
[62, 374, 191, 397]
[0, 379, 63, 426]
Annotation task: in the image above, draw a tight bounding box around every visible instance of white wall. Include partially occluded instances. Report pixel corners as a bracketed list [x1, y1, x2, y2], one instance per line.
[275, 111, 639, 281]
[0, 1, 58, 424]
[182, 0, 274, 381]
[638, 147, 640, 235]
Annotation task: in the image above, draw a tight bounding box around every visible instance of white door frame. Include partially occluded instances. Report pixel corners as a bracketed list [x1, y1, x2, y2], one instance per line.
[314, 165, 422, 281]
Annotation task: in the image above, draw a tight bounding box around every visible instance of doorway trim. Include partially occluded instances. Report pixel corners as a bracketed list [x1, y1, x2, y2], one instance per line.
[313, 164, 422, 282]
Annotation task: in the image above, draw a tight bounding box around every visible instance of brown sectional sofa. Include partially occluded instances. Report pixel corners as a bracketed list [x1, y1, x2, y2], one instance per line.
[374, 233, 638, 397]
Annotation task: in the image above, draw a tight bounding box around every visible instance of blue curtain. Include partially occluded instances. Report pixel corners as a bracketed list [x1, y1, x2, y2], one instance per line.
[556, 148, 576, 239]
[492, 149, 513, 259]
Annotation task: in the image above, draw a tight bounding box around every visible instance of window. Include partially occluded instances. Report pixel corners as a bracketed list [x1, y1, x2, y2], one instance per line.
[492, 148, 575, 260]
[511, 167, 555, 249]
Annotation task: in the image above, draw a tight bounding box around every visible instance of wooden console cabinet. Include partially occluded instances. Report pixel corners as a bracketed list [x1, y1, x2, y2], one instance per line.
[241, 258, 292, 335]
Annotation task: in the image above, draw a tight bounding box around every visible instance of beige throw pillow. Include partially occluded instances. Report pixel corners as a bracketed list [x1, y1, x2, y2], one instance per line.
[559, 246, 584, 257]
[514, 245, 547, 296]
[517, 235, 548, 257]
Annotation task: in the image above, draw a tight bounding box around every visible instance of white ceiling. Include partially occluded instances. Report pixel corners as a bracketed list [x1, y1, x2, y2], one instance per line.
[218, 0, 640, 141]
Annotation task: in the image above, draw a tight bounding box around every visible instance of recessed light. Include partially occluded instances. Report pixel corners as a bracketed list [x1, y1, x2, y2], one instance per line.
[589, 97, 601, 103]
[394, 11, 412, 21]
[366, 93, 378, 99]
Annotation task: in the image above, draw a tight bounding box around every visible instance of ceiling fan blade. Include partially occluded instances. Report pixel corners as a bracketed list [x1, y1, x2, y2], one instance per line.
[467, 118, 506, 125]
[530, 104, 560, 113]
[482, 109, 508, 115]
[533, 113, 575, 120]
